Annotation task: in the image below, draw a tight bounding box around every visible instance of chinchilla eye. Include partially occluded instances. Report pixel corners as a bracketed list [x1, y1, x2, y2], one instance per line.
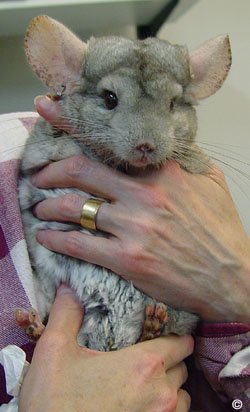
[102, 90, 118, 110]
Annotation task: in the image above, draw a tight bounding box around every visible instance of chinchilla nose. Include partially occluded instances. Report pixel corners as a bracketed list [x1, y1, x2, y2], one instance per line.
[136, 143, 155, 154]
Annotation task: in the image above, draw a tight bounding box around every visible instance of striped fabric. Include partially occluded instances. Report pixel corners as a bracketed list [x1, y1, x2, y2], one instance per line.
[0, 112, 38, 351]
[0, 112, 249, 411]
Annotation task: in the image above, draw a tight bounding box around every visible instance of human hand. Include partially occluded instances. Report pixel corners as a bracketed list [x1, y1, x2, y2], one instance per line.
[32, 96, 250, 322]
[19, 284, 192, 412]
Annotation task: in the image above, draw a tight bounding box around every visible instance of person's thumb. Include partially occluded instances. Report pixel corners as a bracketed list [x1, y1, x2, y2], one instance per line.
[34, 95, 74, 134]
[45, 283, 84, 341]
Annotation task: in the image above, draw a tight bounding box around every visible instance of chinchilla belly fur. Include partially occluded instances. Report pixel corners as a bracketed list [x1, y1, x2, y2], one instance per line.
[19, 133, 197, 351]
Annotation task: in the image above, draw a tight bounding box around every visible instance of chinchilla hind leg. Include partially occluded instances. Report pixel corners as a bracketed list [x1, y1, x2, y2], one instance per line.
[139, 302, 169, 342]
[139, 302, 199, 340]
[162, 307, 199, 335]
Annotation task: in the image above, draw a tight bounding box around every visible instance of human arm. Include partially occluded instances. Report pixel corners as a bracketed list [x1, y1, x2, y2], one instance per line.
[32, 96, 250, 323]
[19, 284, 192, 412]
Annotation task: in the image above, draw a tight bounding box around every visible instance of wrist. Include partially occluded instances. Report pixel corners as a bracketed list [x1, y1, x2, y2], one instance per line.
[199, 250, 250, 323]
[228, 238, 250, 322]
[231, 258, 250, 322]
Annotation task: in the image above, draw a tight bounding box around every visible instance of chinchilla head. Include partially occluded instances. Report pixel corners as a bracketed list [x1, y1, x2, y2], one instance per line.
[25, 16, 232, 170]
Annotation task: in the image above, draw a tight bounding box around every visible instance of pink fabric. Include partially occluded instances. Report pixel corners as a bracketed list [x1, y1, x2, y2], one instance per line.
[0, 112, 250, 411]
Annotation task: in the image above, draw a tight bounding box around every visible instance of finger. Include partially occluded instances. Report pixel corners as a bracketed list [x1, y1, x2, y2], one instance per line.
[35, 96, 73, 134]
[34, 193, 115, 233]
[45, 283, 84, 340]
[165, 362, 188, 390]
[36, 229, 119, 269]
[136, 335, 194, 370]
[176, 389, 191, 412]
[30, 155, 134, 200]
[34, 193, 87, 224]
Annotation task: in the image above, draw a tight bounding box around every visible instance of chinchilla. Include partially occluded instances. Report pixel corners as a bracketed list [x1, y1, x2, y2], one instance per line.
[18, 15, 232, 350]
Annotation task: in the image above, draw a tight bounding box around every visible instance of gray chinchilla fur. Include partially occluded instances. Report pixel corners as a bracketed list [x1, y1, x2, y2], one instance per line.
[19, 15, 232, 350]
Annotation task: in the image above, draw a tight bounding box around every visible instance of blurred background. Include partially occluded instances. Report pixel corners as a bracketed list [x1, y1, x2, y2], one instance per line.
[1, 0, 250, 235]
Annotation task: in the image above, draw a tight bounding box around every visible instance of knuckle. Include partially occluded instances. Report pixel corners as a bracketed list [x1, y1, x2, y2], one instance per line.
[135, 216, 158, 238]
[148, 388, 178, 412]
[160, 391, 178, 412]
[180, 361, 188, 383]
[64, 231, 82, 256]
[137, 350, 166, 376]
[120, 244, 147, 274]
[123, 179, 142, 197]
[59, 193, 80, 216]
[179, 389, 191, 409]
[119, 211, 155, 239]
[184, 335, 194, 355]
[149, 189, 167, 209]
[125, 180, 165, 209]
[63, 155, 91, 177]
[138, 185, 167, 209]
[119, 240, 158, 278]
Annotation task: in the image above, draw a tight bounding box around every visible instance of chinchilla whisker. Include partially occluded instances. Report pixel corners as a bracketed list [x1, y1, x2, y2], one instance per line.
[208, 155, 250, 181]
[58, 116, 87, 126]
[198, 145, 250, 168]
[176, 141, 250, 181]
[103, 153, 121, 165]
[200, 151, 250, 200]
[173, 139, 250, 169]
[177, 153, 214, 174]
[198, 142, 250, 188]
[173, 142, 214, 171]
[0, 133, 82, 156]
[76, 133, 110, 143]
[199, 149, 250, 166]
[198, 139, 250, 150]
[58, 115, 102, 128]
[196, 143, 250, 177]
[59, 118, 84, 125]
[210, 159, 250, 202]
[175, 146, 250, 202]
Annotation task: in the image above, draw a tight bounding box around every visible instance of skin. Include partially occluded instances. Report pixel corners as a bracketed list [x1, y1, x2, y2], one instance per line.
[19, 284, 193, 412]
[33, 95, 250, 323]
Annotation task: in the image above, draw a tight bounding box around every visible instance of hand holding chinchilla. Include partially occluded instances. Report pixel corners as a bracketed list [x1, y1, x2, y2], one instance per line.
[18, 15, 232, 349]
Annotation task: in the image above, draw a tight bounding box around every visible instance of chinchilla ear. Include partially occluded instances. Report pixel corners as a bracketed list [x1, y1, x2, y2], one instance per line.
[24, 15, 87, 94]
[186, 35, 232, 100]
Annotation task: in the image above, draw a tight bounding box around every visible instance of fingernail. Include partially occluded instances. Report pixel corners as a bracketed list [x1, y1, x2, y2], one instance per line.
[57, 284, 81, 304]
[34, 95, 52, 109]
[57, 283, 74, 296]
[34, 95, 61, 122]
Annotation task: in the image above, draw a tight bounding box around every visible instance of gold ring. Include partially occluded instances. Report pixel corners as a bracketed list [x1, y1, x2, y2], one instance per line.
[80, 198, 105, 230]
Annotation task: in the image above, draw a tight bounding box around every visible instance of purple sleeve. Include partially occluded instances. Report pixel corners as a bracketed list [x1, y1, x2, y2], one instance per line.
[194, 322, 250, 411]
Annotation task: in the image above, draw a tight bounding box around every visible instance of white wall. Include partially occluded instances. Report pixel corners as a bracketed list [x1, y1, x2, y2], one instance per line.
[1, 0, 250, 234]
[159, 0, 250, 235]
